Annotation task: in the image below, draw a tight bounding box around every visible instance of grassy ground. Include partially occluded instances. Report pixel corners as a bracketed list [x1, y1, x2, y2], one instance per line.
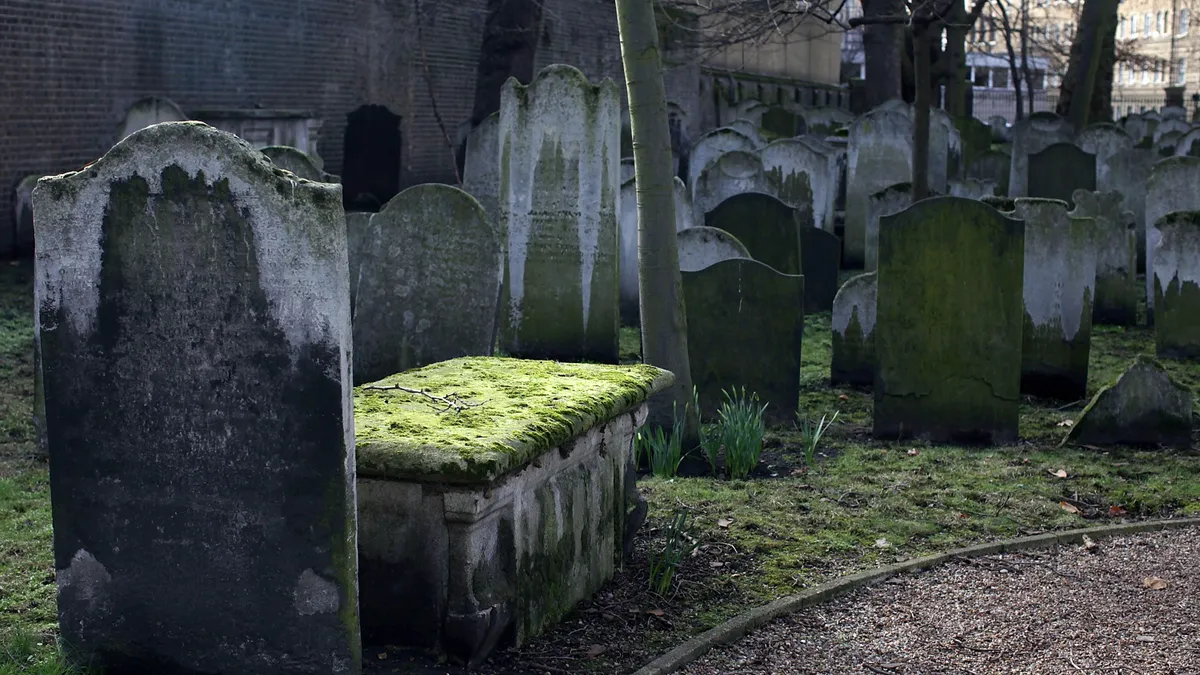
[2, 259, 1198, 673]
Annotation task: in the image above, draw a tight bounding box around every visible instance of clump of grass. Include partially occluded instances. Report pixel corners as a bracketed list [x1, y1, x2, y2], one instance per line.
[0, 630, 89, 675]
[635, 401, 689, 478]
[647, 507, 701, 595]
[716, 388, 768, 480]
[693, 387, 721, 476]
[798, 410, 840, 470]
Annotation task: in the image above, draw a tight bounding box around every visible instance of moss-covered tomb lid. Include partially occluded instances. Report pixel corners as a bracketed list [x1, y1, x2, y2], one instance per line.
[355, 357, 674, 484]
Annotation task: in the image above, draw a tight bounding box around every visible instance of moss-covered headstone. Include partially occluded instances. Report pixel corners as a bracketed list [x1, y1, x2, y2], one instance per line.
[33, 122, 360, 674]
[1062, 356, 1193, 448]
[1077, 123, 1134, 183]
[1100, 148, 1156, 273]
[705, 192, 801, 277]
[761, 138, 836, 232]
[260, 145, 326, 182]
[691, 150, 780, 223]
[1153, 211, 1200, 359]
[831, 272, 877, 387]
[966, 149, 1011, 197]
[1145, 156, 1200, 326]
[1004, 199, 1098, 399]
[1009, 115, 1073, 198]
[846, 108, 913, 268]
[1072, 189, 1137, 326]
[462, 112, 502, 233]
[498, 64, 621, 362]
[677, 226, 750, 272]
[687, 127, 757, 197]
[865, 182, 914, 272]
[948, 177, 998, 199]
[1026, 142, 1096, 206]
[683, 258, 804, 421]
[954, 115, 993, 173]
[800, 225, 841, 311]
[350, 184, 502, 383]
[874, 197, 1025, 443]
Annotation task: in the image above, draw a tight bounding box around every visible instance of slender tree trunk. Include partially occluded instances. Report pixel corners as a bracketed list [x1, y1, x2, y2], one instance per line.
[861, 0, 906, 107]
[1090, 3, 1119, 123]
[913, 22, 933, 200]
[1056, 0, 1120, 130]
[1022, 0, 1036, 115]
[614, 0, 698, 441]
[943, 3, 971, 117]
[998, 1, 1026, 120]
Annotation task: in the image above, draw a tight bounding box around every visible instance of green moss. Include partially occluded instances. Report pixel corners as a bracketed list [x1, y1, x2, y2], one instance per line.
[1156, 275, 1200, 359]
[354, 357, 672, 484]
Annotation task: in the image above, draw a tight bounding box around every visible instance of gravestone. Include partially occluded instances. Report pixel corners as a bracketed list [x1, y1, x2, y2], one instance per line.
[462, 113, 502, 231]
[620, 158, 636, 184]
[761, 139, 833, 231]
[12, 175, 39, 257]
[831, 272, 877, 387]
[966, 149, 1011, 196]
[796, 135, 846, 231]
[677, 226, 750, 272]
[762, 106, 805, 137]
[1073, 190, 1138, 326]
[846, 108, 913, 267]
[33, 122, 360, 673]
[1174, 127, 1200, 156]
[874, 197, 1024, 443]
[683, 258, 804, 422]
[1156, 130, 1183, 156]
[1153, 211, 1200, 359]
[1145, 156, 1200, 326]
[1026, 142, 1095, 205]
[1153, 117, 1190, 143]
[865, 182, 914, 272]
[1100, 148, 1157, 273]
[1123, 113, 1150, 144]
[955, 116, 993, 174]
[800, 225, 841, 312]
[691, 150, 780, 223]
[498, 64, 621, 362]
[260, 145, 326, 182]
[1076, 123, 1134, 186]
[732, 100, 768, 126]
[930, 108, 962, 189]
[687, 127, 758, 196]
[350, 184, 502, 383]
[705, 192, 800, 276]
[728, 119, 768, 148]
[1063, 355, 1193, 448]
[116, 96, 187, 142]
[949, 178, 997, 199]
[1162, 104, 1188, 121]
[988, 115, 1011, 142]
[1009, 114, 1074, 198]
[618, 178, 640, 325]
[1004, 199, 1098, 399]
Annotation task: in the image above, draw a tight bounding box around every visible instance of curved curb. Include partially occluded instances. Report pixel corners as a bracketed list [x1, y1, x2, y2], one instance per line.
[632, 517, 1200, 675]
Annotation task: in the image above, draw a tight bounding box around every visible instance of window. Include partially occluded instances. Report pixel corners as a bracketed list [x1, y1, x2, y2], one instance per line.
[1131, 14, 1140, 36]
[1032, 69, 1046, 89]
[989, 17, 997, 42]
[973, 67, 989, 87]
[1179, 8, 1190, 36]
[993, 68, 1009, 88]
[1159, 12, 1167, 33]
[1143, 67, 1151, 84]
[1177, 57, 1187, 84]
[1144, 13, 1153, 34]
[1118, 16, 1126, 38]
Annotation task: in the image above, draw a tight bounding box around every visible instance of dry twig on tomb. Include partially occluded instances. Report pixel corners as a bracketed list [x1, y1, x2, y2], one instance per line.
[361, 384, 484, 414]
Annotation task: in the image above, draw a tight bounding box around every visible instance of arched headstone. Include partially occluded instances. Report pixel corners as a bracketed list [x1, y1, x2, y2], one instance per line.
[462, 112, 502, 232]
[1073, 190, 1138, 326]
[1156, 130, 1184, 156]
[1102, 148, 1157, 272]
[33, 122, 359, 673]
[692, 150, 779, 223]
[1009, 115, 1074, 198]
[116, 96, 187, 143]
[966, 149, 1011, 196]
[1174, 127, 1200, 157]
[687, 127, 757, 196]
[1145, 156, 1200, 325]
[677, 226, 750, 272]
[761, 139, 834, 231]
[1153, 117, 1190, 144]
[865, 182, 915, 271]
[1076, 123, 1134, 185]
[846, 108, 913, 267]
[1027, 142, 1095, 205]
[1153, 211, 1200, 359]
[705, 192, 799, 276]
[831, 272, 877, 387]
[260, 145, 325, 181]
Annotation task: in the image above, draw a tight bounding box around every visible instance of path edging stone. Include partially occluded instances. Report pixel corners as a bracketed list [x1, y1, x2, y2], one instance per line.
[632, 517, 1200, 675]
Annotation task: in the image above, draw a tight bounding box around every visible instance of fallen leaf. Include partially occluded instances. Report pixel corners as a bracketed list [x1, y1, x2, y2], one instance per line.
[957, 512, 970, 519]
[1056, 419, 1074, 427]
[1059, 501, 1080, 514]
[646, 609, 666, 617]
[874, 537, 891, 548]
[907, 448, 920, 456]
[717, 518, 733, 528]
[1049, 469, 1069, 479]
[1109, 505, 1127, 516]
[790, 468, 807, 476]
[1082, 535, 1099, 552]
[377, 653, 388, 660]
[1022, 458, 1031, 464]
[585, 644, 607, 658]
[838, 394, 849, 401]
[1143, 576, 1169, 590]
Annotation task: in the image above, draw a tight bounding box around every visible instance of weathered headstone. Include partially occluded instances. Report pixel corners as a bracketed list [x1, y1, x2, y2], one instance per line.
[1153, 117, 1190, 144]
[761, 139, 833, 230]
[1062, 355, 1193, 448]
[1145, 156, 1200, 325]
[260, 145, 326, 182]
[705, 192, 800, 276]
[462, 112, 501, 230]
[798, 135, 847, 231]
[874, 197, 1025, 443]
[949, 178, 997, 199]
[33, 121, 360, 674]
[498, 64, 621, 362]
[930, 108, 962, 189]
[966, 149, 1011, 196]
[1162, 104, 1189, 121]
[1156, 130, 1183, 156]
[955, 116, 993, 174]
[732, 100, 768, 126]
[1026, 142, 1096, 205]
[846, 108, 913, 267]
[1002, 199, 1098, 399]
[1009, 114, 1074, 198]
[677, 226, 750, 272]
[350, 184, 502, 383]
[831, 272, 877, 387]
[1153, 210, 1200, 359]
[12, 175, 39, 257]
[762, 106, 806, 137]
[687, 127, 758, 196]
[692, 150, 780, 223]
[1174, 127, 1200, 157]
[729, 119, 768, 148]
[865, 182, 914, 272]
[988, 115, 1011, 142]
[683, 258, 804, 422]
[1070, 190, 1137, 326]
[116, 96, 187, 142]
[1100, 148, 1157, 273]
[620, 158, 636, 184]
[800, 225, 841, 312]
[1077, 123, 1134, 186]
[1123, 113, 1150, 144]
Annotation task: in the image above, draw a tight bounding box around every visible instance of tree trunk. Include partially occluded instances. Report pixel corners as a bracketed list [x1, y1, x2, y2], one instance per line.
[861, 0, 906, 107]
[997, 0, 1026, 120]
[912, 23, 933, 200]
[614, 0, 698, 441]
[943, 3, 971, 117]
[1055, 0, 1120, 130]
[1090, 3, 1119, 123]
[1021, 0, 1036, 117]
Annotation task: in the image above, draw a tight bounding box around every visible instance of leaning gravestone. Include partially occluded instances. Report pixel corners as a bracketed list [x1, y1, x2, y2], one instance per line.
[874, 197, 1025, 443]
[1009, 114, 1074, 198]
[831, 272, 877, 387]
[1073, 190, 1138, 326]
[260, 145, 326, 182]
[498, 64, 621, 362]
[33, 122, 360, 674]
[687, 127, 757, 196]
[800, 225, 841, 312]
[705, 192, 801, 276]
[462, 112, 502, 231]
[1152, 211, 1200, 359]
[1145, 156, 1200, 325]
[677, 226, 750, 272]
[1100, 148, 1157, 273]
[1062, 355, 1193, 448]
[683, 258, 804, 422]
[865, 182, 914, 272]
[691, 150, 780, 223]
[761, 139, 832, 230]
[350, 184, 502, 383]
[1005, 199, 1098, 399]
[846, 108, 913, 267]
[1026, 142, 1096, 205]
[966, 149, 1011, 196]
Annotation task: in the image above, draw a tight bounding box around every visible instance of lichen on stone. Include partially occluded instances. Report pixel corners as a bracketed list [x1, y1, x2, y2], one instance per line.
[354, 357, 673, 484]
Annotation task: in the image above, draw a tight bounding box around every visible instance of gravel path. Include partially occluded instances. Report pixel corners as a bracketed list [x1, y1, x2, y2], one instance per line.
[682, 527, 1200, 675]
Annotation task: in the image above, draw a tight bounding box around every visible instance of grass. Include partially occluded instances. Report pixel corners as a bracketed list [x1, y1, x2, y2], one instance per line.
[0, 258, 1197, 673]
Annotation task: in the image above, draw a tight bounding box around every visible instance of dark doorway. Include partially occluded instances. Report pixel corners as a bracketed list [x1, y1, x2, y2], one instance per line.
[342, 105, 402, 212]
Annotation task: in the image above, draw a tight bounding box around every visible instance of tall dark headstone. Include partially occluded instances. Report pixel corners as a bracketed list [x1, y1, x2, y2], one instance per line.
[33, 122, 361, 674]
[800, 225, 841, 311]
[705, 192, 801, 276]
[1027, 142, 1097, 206]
